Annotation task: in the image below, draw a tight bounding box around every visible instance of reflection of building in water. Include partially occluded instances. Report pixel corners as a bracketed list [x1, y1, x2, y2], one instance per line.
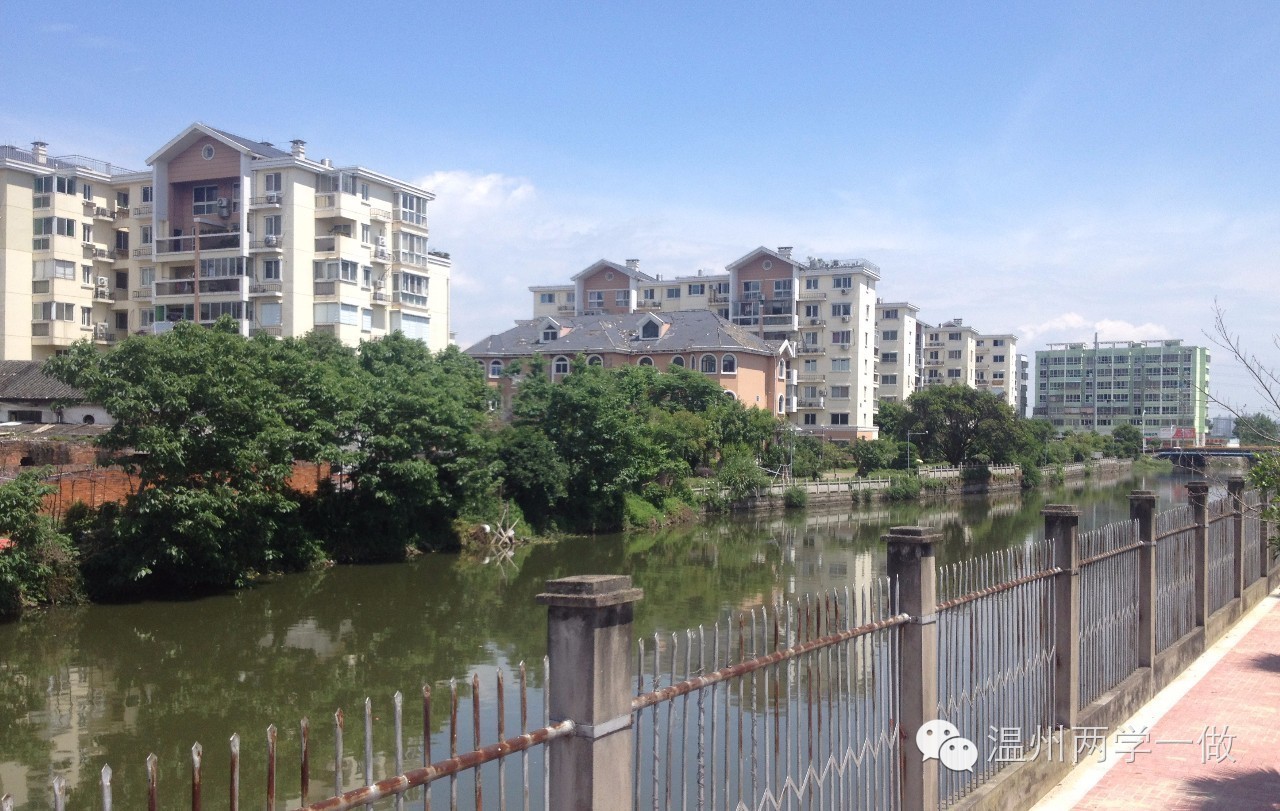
[0, 664, 132, 805]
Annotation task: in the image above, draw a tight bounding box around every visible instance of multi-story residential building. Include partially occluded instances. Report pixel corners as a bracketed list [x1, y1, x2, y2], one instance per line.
[919, 319, 978, 390]
[973, 333, 1019, 408]
[525, 247, 880, 440]
[1033, 340, 1211, 443]
[873, 301, 921, 405]
[0, 123, 451, 360]
[1017, 354, 1030, 416]
[464, 309, 793, 419]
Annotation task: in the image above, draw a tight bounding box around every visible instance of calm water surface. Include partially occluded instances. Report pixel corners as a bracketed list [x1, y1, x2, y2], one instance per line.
[0, 469, 1204, 808]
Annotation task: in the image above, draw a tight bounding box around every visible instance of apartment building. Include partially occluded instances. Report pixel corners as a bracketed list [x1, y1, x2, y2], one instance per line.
[526, 247, 881, 439]
[0, 123, 450, 360]
[1033, 340, 1210, 443]
[919, 319, 978, 390]
[873, 301, 921, 405]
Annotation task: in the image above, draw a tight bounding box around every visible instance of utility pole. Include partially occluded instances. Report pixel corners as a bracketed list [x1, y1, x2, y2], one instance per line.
[907, 430, 927, 474]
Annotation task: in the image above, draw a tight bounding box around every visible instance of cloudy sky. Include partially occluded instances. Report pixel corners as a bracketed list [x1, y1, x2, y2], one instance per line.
[4, 1, 1277, 413]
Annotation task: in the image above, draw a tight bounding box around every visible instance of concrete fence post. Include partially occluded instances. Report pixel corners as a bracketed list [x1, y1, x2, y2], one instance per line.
[1129, 491, 1158, 668]
[1228, 476, 1247, 596]
[1187, 481, 1210, 626]
[1263, 487, 1275, 580]
[1043, 505, 1081, 731]
[536, 575, 643, 811]
[885, 526, 941, 811]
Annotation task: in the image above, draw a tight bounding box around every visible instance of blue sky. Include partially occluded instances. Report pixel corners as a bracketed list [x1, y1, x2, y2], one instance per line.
[3, 1, 1278, 414]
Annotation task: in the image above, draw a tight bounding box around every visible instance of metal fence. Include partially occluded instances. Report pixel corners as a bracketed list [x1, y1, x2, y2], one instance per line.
[1243, 489, 1263, 579]
[935, 541, 1059, 807]
[1154, 504, 1197, 652]
[631, 581, 907, 810]
[1207, 497, 1236, 613]
[1077, 520, 1141, 707]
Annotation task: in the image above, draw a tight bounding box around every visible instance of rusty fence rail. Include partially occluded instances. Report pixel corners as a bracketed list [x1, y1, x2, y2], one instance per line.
[935, 540, 1059, 807]
[630, 580, 906, 811]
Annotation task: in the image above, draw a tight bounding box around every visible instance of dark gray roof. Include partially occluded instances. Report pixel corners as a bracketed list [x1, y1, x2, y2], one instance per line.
[0, 362, 86, 402]
[465, 310, 784, 358]
[208, 127, 291, 159]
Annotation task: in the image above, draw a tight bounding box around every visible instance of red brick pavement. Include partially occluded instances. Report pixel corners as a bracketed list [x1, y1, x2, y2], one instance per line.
[1073, 594, 1280, 810]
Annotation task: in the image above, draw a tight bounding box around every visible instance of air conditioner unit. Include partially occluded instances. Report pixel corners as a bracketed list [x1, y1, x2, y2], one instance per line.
[839, 343, 851, 351]
[96, 277, 109, 288]
[841, 315, 851, 323]
[374, 280, 385, 289]
[377, 236, 387, 247]
[810, 318, 820, 325]
[265, 192, 280, 204]
[264, 235, 279, 247]
[217, 197, 229, 207]
[376, 248, 389, 259]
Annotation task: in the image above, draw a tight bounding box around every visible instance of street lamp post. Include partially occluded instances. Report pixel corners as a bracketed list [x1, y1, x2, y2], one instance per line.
[906, 430, 928, 474]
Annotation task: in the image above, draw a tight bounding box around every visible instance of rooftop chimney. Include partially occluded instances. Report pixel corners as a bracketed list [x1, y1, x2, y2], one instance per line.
[625, 259, 640, 269]
[31, 141, 48, 164]
[777, 246, 793, 258]
[321, 158, 333, 168]
[291, 139, 306, 159]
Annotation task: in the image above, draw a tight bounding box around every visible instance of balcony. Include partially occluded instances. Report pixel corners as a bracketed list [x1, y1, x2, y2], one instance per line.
[153, 277, 249, 297]
[84, 244, 115, 263]
[132, 204, 153, 218]
[797, 345, 826, 355]
[396, 250, 429, 268]
[798, 289, 827, 300]
[132, 286, 153, 300]
[314, 192, 364, 221]
[133, 246, 153, 258]
[393, 291, 428, 308]
[741, 291, 763, 302]
[796, 372, 826, 383]
[708, 292, 729, 304]
[797, 398, 825, 409]
[393, 209, 429, 231]
[93, 288, 114, 302]
[155, 232, 241, 255]
[370, 246, 392, 264]
[556, 304, 575, 313]
[249, 193, 284, 208]
[636, 300, 662, 310]
[250, 236, 285, 252]
[804, 318, 827, 327]
[762, 314, 797, 329]
[369, 208, 392, 222]
[372, 290, 390, 304]
[250, 281, 284, 297]
[84, 202, 117, 221]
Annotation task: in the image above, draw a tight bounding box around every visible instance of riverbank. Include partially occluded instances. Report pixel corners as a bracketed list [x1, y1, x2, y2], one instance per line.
[711, 457, 1138, 514]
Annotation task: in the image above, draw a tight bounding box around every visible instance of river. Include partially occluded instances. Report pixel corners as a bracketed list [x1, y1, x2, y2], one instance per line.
[0, 468, 1205, 808]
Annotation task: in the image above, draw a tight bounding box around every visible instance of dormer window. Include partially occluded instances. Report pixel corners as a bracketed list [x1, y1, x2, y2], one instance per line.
[542, 329, 558, 342]
[641, 320, 660, 340]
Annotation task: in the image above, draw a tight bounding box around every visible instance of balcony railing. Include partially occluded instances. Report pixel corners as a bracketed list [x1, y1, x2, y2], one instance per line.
[250, 281, 283, 296]
[133, 204, 153, 217]
[393, 209, 428, 229]
[636, 301, 662, 310]
[153, 277, 248, 297]
[397, 250, 429, 268]
[249, 194, 284, 207]
[156, 233, 241, 254]
[394, 291, 428, 307]
[798, 289, 827, 300]
[132, 287, 153, 299]
[369, 208, 392, 221]
[93, 288, 114, 302]
[797, 344, 826, 355]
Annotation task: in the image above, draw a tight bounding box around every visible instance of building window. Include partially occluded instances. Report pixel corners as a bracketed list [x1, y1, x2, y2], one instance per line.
[721, 354, 737, 374]
[687, 283, 705, 296]
[948, 350, 961, 359]
[259, 302, 282, 326]
[947, 369, 962, 378]
[882, 330, 898, 341]
[115, 311, 129, 330]
[830, 413, 850, 425]
[830, 386, 850, 399]
[773, 279, 792, 296]
[193, 185, 220, 215]
[882, 308, 899, 319]
[56, 176, 76, 195]
[948, 332, 962, 341]
[641, 320, 659, 339]
[993, 354, 1006, 363]
[881, 352, 898, 363]
[832, 276, 852, 289]
[81, 306, 92, 327]
[882, 374, 898, 384]
[831, 358, 850, 372]
[553, 356, 570, 376]
[831, 330, 851, 344]
[264, 172, 282, 193]
[803, 413, 817, 425]
[141, 185, 153, 203]
[700, 354, 718, 374]
[34, 302, 76, 321]
[539, 292, 555, 304]
[261, 260, 281, 281]
[587, 355, 604, 366]
[666, 287, 680, 299]
[638, 356, 654, 366]
[831, 303, 851, 317]
[671, 356, 685, 368]
[489, 360, 503, 378]
[804, 277, 819, 290]
[614, 290, 629, 307]
[362, 308, 373, 332]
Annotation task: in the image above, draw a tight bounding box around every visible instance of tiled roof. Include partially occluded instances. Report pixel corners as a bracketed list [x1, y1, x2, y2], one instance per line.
[465, 310, 783, 358]
[208, 127, 291, 159]
[0, 362, 86, 402]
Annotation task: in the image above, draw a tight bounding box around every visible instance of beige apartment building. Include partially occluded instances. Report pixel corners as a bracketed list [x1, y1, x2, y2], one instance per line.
[0, 123, 450, 360]
[873, 301, 921, 405]
[527, 247, 881, 439]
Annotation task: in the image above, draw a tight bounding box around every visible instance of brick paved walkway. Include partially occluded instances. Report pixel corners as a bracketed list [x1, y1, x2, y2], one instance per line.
[1068, 591, 1280, 810]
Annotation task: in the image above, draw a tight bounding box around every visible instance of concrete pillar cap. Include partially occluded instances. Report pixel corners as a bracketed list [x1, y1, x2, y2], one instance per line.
[536, 575, 643, 608]
[1041, 504, 1082, 517]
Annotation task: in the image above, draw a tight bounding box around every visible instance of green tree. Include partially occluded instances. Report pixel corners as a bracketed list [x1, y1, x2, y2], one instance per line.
[44, 320, 331, 595]
[902, 386, 1020, 466]
[0, 471, 80, 617]
[1109, 424, 1145, 458]
[1234, 413, 1279, 446]
[873, 400, 910, 444]
[494, 425, 569, 533]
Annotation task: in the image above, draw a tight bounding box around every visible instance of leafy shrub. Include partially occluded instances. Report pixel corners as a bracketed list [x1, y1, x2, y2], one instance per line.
[783, 486, 808, 509]
[0, 471, 81, 617]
